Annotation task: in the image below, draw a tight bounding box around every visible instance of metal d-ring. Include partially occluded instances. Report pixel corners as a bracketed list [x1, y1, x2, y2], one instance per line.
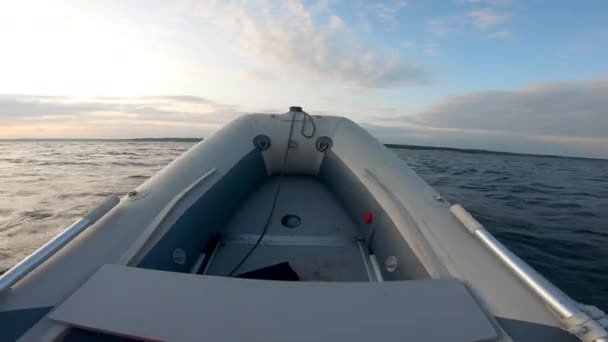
[316, 136, 333, 152]
[253, 135, 271, 151]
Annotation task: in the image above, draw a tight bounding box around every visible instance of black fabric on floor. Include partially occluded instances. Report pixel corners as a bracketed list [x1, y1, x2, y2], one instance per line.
[236, 262, 300, 281]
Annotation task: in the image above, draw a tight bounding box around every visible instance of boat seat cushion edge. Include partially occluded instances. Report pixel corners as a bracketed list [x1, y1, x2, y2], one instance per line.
[49, 264, 498, 342]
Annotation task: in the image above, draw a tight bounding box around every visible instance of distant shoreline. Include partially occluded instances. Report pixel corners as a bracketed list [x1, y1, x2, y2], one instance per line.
[0, 138, 204, 142]
[384, 144, 607, 161]
[0, 138, 606, 161]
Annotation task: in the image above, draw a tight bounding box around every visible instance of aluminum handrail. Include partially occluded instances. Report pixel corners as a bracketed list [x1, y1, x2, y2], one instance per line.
[451, 203, 607, 342]
[0, 194, 120, 293]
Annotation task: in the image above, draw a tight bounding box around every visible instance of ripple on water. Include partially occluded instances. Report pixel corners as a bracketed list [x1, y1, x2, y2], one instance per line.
[127, 175, 150, 180]
[19, 210, 54, 220]
[110, 161, 159, 167]
[106, 151, 140, 156]
[55, 192, 114, 200]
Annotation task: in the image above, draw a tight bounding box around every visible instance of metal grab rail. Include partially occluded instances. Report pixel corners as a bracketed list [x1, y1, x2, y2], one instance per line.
[450, 204, 607, 342]
[0, 194, 120, 294]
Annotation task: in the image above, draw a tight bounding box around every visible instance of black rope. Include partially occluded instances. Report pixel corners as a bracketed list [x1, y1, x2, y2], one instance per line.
[227, 110, 314, 276]
[300, 111, 316, 139]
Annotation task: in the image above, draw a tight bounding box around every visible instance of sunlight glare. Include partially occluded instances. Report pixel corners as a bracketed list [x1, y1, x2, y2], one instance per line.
[0, 1, 177, 96]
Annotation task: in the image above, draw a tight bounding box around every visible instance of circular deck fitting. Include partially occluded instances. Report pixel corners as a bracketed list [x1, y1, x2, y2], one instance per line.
[316, 136, 333, 152]
[253, 135, 271, 151]
[385, 256, 398, 272]
[281, 214, 301, 228]
[173, 249, 187, 265]
[124, 188, 150, 201]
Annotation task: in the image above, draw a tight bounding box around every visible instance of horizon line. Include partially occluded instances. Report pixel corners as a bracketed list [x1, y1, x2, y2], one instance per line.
[1, 138, 606, 161]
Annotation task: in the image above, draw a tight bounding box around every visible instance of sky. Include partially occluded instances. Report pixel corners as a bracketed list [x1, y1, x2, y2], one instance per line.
[0, 0, 607, 158]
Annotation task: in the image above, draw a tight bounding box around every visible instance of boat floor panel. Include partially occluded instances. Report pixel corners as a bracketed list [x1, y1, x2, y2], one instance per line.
[222, 176, 364, 240]
[205, 241, 370, 281]
[205, 176, 370, 281]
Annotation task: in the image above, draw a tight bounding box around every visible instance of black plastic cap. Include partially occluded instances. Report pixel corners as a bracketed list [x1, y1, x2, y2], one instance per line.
[289, 106, 303, 112]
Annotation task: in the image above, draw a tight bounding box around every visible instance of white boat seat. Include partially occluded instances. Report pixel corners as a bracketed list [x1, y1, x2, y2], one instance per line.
[50, 264, 498, 342]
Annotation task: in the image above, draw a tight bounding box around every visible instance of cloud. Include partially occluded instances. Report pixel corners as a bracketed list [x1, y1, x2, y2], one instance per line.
[238, 70, 279, 83]
[368, 76, 608, 158]
[0, 95, 240, 138]
[197, 0, 429, 88]
[411, 77, 608, 138]
[465, 0, 515, 7]
[427, 17, 457, 36]
[467, 9, 510, 29]
[371, 0, 408, 25]
[427, 3, 512, 38]
[3, 76, 608, 158]
[328, 15, 345, 30]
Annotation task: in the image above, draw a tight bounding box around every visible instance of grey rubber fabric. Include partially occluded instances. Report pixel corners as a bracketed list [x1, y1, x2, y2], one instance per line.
[63, 328, 139, 342]
[50, 264, 498, 342]
[137, 149, 267, 273]
[0, 306, 53, 341]
[318, 150, 430, 280]
[496, 317, 578, 342]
